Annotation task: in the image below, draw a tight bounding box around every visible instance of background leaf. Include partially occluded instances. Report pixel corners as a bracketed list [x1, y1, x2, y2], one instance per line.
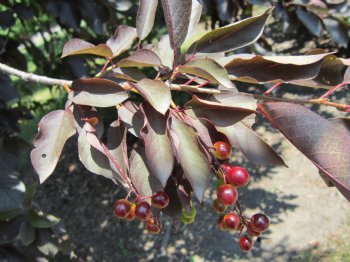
[71, 78, 129, 107]
[30, 110, 76, 183]
[27, 210, 60, 229]
[0, 172, 25, 210]
[19, 220, 35, 246]
[160, 0, 192, 49]
[130, 79, 171, 114]
[260, 102, 350, 201]
[136, 0, 158, 40]
[141, 103, 174, 187]
[296, 7, 323, 37]
[170, 116, 211, 202]
[61, 38, 113, 58]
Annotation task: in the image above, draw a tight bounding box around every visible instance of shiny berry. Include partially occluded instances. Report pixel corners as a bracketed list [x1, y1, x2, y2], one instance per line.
[250, 213, 270, 232]
[239, 235, 253, 252]
[135, 201, 151, 221]
[221, 163, 233, 174]
[124, 203, 136, 221]
[212, 141, 232, 160]
[212, 199, 227, 213]
[226, 166, 250, 187]
[217, 184, 238, 206]
[223, 213, 240, 230]
[146, 219, 161, 234]
[247, 225, 261, 237]
[151, 192, 169, 209]
[113, 199, 132, 219]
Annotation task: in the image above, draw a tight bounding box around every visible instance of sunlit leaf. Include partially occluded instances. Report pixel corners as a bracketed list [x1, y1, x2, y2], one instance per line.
[141, 103, 174, 187]
[188, 8, 272, 54]
[118, 101, 145, 138]
[178, 58, 235, 88]
[260, 102, 350, 201]
[61, 38, 113, 58]
[160, 0, 192, 49]
[106, 25, 137, 57]
[169, 116, 211, 202]
[184, 0, 203, 41]
[136, 0, 158, 40]
[130, 79, 171, 114]
[30, 110, 76, 183]
[71, 78, 129, 107]
[118, 49, 162, 67]
[27, 210, 60, 229]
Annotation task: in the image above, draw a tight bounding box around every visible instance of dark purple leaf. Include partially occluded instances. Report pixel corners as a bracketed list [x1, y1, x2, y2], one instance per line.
[117, 49, 162, 67]
[106, 25, 137, 58]
[296, 7, 323, 37]
[71, 78, 129, 107]
[112, 67, 147, 82]
[61, 38, 113, 58]
[169, 116, 211, 202]
[160, 0, 192, 49]
[118, 101, 145, 138]
[136, 0, 158, 40]
[188, 8, 272, 54]
[129, 147, 163, 199]
[210, 92, 257, 110]
[130, 79, 171, 114]
[141, 103, 174, 187]
[31, 110, 76, 183]
[178, 58, 235, 88]
[259, 102, 350, 201]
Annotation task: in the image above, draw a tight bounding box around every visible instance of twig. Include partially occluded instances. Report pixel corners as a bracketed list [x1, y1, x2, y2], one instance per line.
[0, 62, 72, 86]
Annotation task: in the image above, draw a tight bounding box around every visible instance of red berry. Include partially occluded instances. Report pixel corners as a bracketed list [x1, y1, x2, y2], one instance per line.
[212, 141, 232, 160]
[151, 192, 169, 209]
[212, 199, 226, 213]
[124, 203, 136, 221]
[250, 213, 270, 232]
[113, 199, 132, 219]
[135, 201, 152, 221]
[223, 213, 240, 231]
[226, 166, 250, 187]
[239, 235, 253, 252]
[221, 163, 233, 174]
[247, 225, 261, 237]
[146, 219, 161, 234]
[217, 184, 238, 206]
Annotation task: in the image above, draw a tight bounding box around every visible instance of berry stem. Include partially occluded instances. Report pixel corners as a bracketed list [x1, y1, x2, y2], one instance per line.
[264, 82, 282, 95]
[320, 81, 350, 99]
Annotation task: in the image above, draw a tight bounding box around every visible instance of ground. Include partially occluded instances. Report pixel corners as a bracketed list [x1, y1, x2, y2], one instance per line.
[25, 84, 350, 262]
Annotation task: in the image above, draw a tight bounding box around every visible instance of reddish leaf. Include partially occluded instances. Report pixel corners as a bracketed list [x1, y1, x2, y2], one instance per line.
[169, 116, 211, 202]
[160, 0, 192, 49]
[210, 92, 257, 111]
[225, 53, 332, 83]
[71, 78, 129, 107]
[130, 79, 171, 114]
[184, 0, 203, 41]
[141, 103, 174, 187]
[178, 58, 235, 88]
[61, 38, 113, 58]
[136, 0, 158, 40]
[152, 35, 173, 69]
[117, 49, 162, 68]
[129, 147, 163, 199]
[106, 25, 137, 57]
[117, 101, 145, 138]
[259, 102, 350, 201]
[112, 67, 147, 82]
[188, 8, 272, 54]
[30, 110, 76, 183]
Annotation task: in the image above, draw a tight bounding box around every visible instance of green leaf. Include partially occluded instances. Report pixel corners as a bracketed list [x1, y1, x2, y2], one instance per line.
[130, 79, 171, 114]
[224, 52, 332, 83]
[61, 38, 113, 58]
[0, 172, 24, 211]
[178, 58, 235, 88]
[106, 25, 137, 57]
[188, 8, 272, 54]
[169, 116, 211, 202]
[129, 147, 163, 199]
[161, 0, 192, 49]
[19, 220, 35, 246]
[141, 103, 174, 187]
[136, 0, 158, 40]
[71, 78, 129, 107]
[27, 210, 60, 229]
[30, 110, 76, 183]
[118, 49, 162, 68]
[0, 209, 23, 221]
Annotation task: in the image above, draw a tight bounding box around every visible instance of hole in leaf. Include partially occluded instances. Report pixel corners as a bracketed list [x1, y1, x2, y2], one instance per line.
[42, 154, 46, 158]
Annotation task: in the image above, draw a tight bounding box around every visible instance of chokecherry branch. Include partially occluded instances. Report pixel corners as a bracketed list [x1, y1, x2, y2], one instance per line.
[0, 62, 348, 111]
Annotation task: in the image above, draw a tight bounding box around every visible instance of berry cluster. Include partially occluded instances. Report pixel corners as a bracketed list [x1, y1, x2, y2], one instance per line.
[113, 191, 169, 234]
[212, 141, 270, 252]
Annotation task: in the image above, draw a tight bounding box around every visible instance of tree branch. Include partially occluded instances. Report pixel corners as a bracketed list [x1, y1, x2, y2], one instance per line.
[0, 62, 72, 86]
